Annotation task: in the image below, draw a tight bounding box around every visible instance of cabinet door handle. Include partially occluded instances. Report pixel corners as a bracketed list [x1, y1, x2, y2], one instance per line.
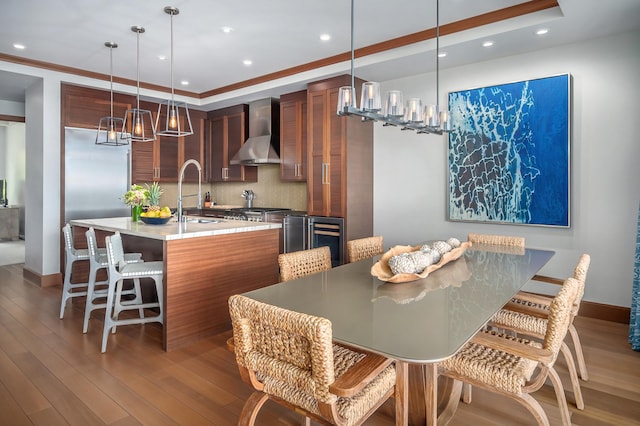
[324, 163, 330, 185]
[321, 163, 325, 184]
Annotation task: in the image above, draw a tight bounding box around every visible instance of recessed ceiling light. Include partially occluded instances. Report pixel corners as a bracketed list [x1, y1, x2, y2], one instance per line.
[438, 52, 447, 58]
[243, 59, 252, 66]
[13, 43, 25, 50]
[158, 55, 167, 61]
[536, 28, 549, 35]
[221, 26, 234, 34]
[180, 80, 189, 86]
[320, 34, 331, 41]
[482, 41, 494, 47]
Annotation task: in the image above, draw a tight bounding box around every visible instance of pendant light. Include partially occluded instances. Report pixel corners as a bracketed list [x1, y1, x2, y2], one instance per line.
[337, 0, 452, 135]
[156, 6, 193, 137]
[96, 42, 128, 146]
[122, 26, 156, 142]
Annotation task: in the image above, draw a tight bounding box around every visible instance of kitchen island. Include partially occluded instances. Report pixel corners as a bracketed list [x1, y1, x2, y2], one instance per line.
[69, 216, 281, 351]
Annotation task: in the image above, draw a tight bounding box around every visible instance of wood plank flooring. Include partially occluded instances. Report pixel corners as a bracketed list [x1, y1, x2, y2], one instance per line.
[1, 262, 639, 425]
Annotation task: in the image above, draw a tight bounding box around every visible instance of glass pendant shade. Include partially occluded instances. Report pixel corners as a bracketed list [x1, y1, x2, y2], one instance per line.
[439, 110, 452, 131]
[424, 104, 439, 127]
[404, 98, 423, 123]
[157, 6, 193, 137]
[337, 86, 355, 114]
[360, 82, 381, 112]
[384, 90, 404, 117]
[122, 26, 156, 142]
[96, 42, 128, 146]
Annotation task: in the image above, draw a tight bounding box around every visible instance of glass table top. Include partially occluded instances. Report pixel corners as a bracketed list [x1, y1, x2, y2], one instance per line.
[244, 245, 555, 363]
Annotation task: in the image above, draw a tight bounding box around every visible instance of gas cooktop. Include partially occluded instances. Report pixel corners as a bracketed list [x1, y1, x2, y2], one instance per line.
[229, 207, 291, 212]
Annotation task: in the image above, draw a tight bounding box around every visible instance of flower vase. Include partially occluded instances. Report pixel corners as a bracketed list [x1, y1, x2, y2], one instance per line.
[132, 205, 142, 222]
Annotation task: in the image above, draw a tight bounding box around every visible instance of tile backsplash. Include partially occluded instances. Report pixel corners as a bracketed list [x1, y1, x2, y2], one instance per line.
[156, 164, 307, 211]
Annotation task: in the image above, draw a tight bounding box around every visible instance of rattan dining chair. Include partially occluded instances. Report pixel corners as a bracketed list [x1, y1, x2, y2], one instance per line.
[491, 253, 591, 410]
[346, 236, 384, 263]
[228, 294, 397, 426]
[468, 232, 525, 247]
[438, 276, 581, 426]
[277, 246, 332, 282]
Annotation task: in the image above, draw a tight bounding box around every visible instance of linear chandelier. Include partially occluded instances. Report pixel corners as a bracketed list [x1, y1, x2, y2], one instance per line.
[122, 26, 156, 142]
[156, 6, 193, 137]
[96, 42, 128, 146]
[336, 0, 452, 135]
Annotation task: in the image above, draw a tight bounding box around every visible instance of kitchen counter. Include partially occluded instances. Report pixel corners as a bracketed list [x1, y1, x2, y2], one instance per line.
[69, 216, 281, 241]
[70, 216, 281, 351]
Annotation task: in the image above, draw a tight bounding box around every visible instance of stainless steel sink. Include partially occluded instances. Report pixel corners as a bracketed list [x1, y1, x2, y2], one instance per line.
[175, 217, 223, 224]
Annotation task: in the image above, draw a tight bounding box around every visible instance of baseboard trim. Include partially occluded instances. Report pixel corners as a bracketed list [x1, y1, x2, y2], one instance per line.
[579, 300, 630, 324]
[23, 267, 62, 288]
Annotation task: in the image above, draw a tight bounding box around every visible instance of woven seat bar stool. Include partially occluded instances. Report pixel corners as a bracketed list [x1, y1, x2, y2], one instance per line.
[346, 236, 384, 263]
[277, 246, 332, 282]
[437, 277, 581, 426]
[82, 227, 144, 333]
[228, 294, 398, 426]
[60, 223, 106, 319]
[491, 254, 591, 410]
[101, 232, 164, 353]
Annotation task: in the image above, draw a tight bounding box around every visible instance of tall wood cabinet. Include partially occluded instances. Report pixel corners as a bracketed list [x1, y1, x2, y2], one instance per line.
[206, 104, 257, 182]
[130, 107, 207, 184]
[306, 75, 373, 242]
[280, 90, 307, 181]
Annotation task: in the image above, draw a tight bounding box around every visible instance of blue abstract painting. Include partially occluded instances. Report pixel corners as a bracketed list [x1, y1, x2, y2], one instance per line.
[447, 74, 570, 227]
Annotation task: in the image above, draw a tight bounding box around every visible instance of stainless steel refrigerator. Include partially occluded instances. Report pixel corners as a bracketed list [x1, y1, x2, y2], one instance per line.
[64, 127, 131, 222]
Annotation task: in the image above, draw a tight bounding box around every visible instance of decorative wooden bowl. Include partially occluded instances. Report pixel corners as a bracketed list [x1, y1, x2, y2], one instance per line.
[371, 241, 472, 283]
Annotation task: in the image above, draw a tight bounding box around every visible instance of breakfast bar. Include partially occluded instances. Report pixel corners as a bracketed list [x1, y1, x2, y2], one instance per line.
[70, 216, 282, 351]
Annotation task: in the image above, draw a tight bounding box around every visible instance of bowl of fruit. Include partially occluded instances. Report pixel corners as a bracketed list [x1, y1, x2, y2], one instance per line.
[140, 206, 173, 225]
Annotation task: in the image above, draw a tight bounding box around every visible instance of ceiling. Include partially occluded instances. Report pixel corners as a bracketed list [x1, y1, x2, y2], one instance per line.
[0, 0, 639, 110]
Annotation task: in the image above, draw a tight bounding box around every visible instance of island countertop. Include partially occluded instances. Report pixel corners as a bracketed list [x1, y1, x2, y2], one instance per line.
[69, 216, 281, 241]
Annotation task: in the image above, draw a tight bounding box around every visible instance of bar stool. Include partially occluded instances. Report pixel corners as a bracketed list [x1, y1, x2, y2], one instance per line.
[60, 224, 105, 319]
[82, 227, 143, 333]
[102, 232, 164, 353]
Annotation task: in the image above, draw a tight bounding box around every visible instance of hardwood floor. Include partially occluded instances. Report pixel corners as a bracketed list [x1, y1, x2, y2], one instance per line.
[1, 262, 639, 425]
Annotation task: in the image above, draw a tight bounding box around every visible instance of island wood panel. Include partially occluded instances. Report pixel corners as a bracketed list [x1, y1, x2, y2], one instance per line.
[163, 229, 280, 351]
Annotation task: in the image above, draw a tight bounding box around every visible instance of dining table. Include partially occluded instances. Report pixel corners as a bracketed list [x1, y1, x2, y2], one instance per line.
[242, 242, 555, 425]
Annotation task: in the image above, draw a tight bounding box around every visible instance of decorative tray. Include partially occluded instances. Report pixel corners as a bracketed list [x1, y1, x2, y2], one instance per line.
[371, 241, 472, 283]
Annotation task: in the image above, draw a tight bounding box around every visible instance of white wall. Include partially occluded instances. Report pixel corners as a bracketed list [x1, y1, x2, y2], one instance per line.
[374, 30, 640, 308]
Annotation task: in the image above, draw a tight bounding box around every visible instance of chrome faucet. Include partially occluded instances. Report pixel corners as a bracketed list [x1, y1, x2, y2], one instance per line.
[177, 159, 202, 223]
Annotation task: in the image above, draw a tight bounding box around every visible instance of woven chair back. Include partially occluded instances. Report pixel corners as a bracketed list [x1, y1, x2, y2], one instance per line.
[543, 277, 580, 362]
[228, 294, 337, 404]
[278, 246, 332, 282]
[468, 233, 525, 247]
[347, 236, 384, 263]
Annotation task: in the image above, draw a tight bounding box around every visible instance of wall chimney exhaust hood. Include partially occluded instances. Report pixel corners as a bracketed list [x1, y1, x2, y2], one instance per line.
[230, 98, 280, 165]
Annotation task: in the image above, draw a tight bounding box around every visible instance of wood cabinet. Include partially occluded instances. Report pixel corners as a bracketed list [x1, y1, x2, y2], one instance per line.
[61, 84, 206, 184]
[61, 83, 132, 130]
[131, 107, 207, 184]
[280, 90, 307, 181]
[306, 75, 373, 242]
[206, 104, 257, 182]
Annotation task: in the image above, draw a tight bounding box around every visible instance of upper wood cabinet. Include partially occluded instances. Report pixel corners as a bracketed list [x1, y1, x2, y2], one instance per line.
[280, 90, 307, 181]
[306, 75, 373, 242]
[62, 83, 133, 130]
[131, 107, 207, 184]
[206, 104, 257, 182]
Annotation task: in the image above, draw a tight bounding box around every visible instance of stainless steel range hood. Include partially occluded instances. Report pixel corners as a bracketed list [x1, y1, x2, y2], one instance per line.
[230, 98, 280, 165]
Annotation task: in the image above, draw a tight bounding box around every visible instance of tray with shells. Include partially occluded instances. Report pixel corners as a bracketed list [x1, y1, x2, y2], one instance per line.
[371, 240, 472, 283]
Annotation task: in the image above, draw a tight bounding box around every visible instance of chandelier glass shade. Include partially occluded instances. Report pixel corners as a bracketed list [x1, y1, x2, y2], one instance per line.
[156, 6, 193, 137]
[96, 42, 128, 146]
[336, 0, 452, 135]
[122, 26, 156, 142]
